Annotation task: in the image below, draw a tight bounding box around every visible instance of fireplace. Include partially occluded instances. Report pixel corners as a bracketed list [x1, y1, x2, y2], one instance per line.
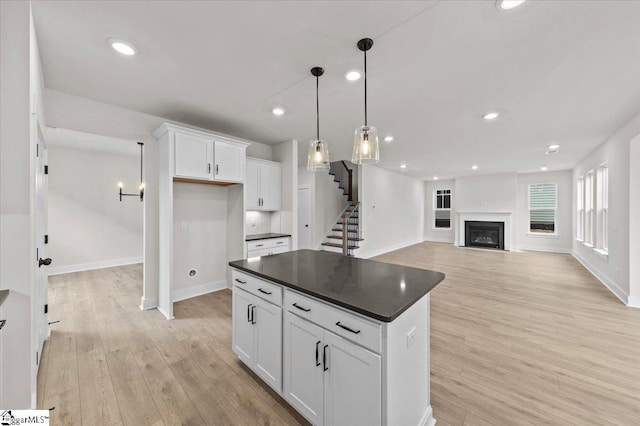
[465, 221, 505, 250]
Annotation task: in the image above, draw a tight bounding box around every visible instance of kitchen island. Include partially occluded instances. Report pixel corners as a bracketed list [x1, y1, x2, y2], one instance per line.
[229, 249, 445, 426]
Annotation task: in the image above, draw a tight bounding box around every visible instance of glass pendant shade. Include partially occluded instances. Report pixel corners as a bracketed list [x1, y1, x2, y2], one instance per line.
[352, 125, 379, 164]
[307, 139, 330, 171]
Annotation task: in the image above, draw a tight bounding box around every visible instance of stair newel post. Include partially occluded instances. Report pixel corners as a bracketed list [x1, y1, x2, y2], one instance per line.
[347, 169, 353, 202]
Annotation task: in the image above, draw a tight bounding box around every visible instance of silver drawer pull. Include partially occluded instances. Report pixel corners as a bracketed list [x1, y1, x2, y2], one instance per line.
[336, 321, 360, 334]
[255, 244, 264, 247]
[258, 288, 272, 295]
[235, 278, 247, 284]
[276, 242, 284, 244]
[293, 303, 311, 312]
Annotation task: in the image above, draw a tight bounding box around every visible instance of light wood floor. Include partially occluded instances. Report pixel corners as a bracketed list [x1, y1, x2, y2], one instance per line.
[38, 243, 640, 425]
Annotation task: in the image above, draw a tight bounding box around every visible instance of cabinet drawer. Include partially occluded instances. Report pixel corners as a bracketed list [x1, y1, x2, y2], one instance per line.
[232, 270, 282, 306]
[284, 290, 382, 354]
[247, 237, 289, 251]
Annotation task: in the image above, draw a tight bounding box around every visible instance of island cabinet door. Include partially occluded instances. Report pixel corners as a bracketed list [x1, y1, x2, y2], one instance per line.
[253, 296, 283, 392]
[284, 312, 324, 425]
[232, 287, 255, 365]
[323, 331, 382, 426]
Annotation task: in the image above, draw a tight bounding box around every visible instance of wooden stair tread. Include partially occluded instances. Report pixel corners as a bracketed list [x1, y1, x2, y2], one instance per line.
[326, 235, 364, 241]
[321, 242, 360, 249]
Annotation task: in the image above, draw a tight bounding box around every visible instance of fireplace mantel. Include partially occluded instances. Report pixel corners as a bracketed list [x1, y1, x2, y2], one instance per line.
[456, 212, 513, 251]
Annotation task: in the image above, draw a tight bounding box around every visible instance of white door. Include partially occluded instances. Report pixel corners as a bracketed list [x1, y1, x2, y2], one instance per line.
[323, 331, 382, 426]
[246, 161, 260, 210]
[35, 126, 49, 363]
[298, 187, 311, 249]
[232, 288, 255, 365]
[283, 312, 324, 425]
[260, 162, 281, 211]
[214, 141, 244, 182]
[174, 132, 213, 179]
[253, 297, 283, 392]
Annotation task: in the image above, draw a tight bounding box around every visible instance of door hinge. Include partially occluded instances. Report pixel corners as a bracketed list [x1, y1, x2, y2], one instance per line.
[44, 235, 49, 244]
[44, 165, 49, 175]
[44, 304, 48, 314]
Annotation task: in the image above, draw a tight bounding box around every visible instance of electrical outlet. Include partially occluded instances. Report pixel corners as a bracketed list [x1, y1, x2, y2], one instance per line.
[181, 221, 188, 230]
[406, 326, 416, 348]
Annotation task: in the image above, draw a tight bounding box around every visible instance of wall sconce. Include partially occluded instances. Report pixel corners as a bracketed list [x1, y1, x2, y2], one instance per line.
[118, 142, 144, 202]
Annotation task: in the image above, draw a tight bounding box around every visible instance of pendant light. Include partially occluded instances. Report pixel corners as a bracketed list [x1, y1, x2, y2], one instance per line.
[352, 38, 379, 165]
[307, 66, 330, 171]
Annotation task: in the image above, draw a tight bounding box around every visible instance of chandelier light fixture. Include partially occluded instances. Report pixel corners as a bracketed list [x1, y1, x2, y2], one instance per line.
[352, 37, 379, 165]
[118, 142, 145, 202]
[307, 66, 330, 171]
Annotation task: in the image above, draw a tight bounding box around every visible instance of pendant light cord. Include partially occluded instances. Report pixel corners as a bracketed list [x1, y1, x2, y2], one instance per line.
[316, 74, 320, 141]
[364, 49, 368, 127]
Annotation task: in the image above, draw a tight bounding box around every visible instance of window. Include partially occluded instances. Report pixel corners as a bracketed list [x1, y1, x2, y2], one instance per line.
[528, 183, 556, 234]
[585, 170, 594, 245]
[434, 189, 451, 229]
[576, 177, 584, 241]
[597, 165, 608, 252]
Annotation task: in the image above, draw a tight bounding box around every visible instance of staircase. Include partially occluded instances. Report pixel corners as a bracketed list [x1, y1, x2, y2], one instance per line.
[321, 161, 363, 256]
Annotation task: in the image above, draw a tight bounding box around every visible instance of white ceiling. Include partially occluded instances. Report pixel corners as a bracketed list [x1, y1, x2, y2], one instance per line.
[32, 1, 640, 180]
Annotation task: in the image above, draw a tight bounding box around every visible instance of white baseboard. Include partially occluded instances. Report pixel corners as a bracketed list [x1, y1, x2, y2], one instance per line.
[516, 245, 572, 254]
[628, 295, 640, 308]
[358, 238, 423, 259]
[423, 236, 455, 244]
[172, 279, 227, 303]
[139, 295, 158, 310]
[572, 250, 629, 306]
[48, 256, 143, 276]
[420, 405, 436, 426]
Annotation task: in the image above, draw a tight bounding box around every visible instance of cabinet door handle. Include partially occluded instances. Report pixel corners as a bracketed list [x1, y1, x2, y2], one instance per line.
[235, 278, 247, 284]
[255, 244, 264, 247]
[207, 163, 211, 174]
[315, 340, 321, 367]
[276, 242, 284, 244]
[323, 344, 329, 371]
[247, 304, 252, 322]
[251, 305, 256, 324]
[258, 288, 272, 295]
[293, 303, 311, 312]
[336, 321, 361, 334]
[215, 164, 219, 175]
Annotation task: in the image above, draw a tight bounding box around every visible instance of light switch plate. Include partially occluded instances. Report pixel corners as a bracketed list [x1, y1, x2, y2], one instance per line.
[181, 221, 188, 230]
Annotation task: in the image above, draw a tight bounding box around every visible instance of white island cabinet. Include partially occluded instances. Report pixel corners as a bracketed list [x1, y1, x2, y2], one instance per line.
[230, 252, 442, 426]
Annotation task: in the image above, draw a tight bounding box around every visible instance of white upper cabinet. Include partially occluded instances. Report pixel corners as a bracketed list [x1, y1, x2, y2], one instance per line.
[246, 158, 281, 211]
[213, 140, 245, 183]
[174, 132, 214, 180]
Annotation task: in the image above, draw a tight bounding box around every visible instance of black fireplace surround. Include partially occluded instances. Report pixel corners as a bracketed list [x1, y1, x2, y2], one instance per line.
[465, 221, 505, 250]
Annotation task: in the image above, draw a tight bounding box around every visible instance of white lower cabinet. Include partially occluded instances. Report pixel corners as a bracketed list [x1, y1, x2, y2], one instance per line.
[232, 286, 282, 392]
[284, 311, 381, 426]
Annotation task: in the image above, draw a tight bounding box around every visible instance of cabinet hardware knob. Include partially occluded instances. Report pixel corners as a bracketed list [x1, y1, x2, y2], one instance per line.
[258, 288, 272, 295]
[293, 303, 311, 312]
[336, 321, 361, 334]
[38, 258, 52, 267]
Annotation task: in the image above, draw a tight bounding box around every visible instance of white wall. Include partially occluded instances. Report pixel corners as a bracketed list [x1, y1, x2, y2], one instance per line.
[455, 173, 518, 213]
[516, 171, 572, 253]
[47, 146, 143, 274]
[172, 183, 228, 300]
[359, 165, 424, 258]
[271, 140, 298, 249]
[572, 111, 640, 304]
[44, 89, 273, 308]
[629, 136, 640, 307]
[424, 179, 455, 244]
[245, 211, 273, 235]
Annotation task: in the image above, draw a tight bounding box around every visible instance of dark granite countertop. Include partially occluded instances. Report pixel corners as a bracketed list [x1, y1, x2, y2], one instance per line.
[246, 233, 292, 242]
[0, 290, 8, 307]
[229, 250, 445, 322]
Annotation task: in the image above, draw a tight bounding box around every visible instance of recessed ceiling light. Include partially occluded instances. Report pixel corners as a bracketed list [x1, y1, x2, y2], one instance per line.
[400, 164, 407, 169]
[547, 144, 560, 150]
[384, 136, 394, 142]
[482, 112, 500, 121]
[472, 165, 479, 170]
[433, 176, 439, 180]
[345, 70, 362, 81]
[498, 0, 526, 10]
[272, 107, 285, 116]
[540, 164, 548, 171]
[109, 39, 137, 56]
